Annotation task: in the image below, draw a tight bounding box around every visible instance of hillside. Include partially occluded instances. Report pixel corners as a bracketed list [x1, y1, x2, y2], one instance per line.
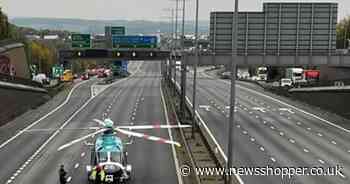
[10, 17, 209, 35]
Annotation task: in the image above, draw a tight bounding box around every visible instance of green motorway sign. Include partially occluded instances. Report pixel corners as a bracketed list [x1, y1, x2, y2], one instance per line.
[71, 34, 91, 48]
[52, 66, 64, 78]
[111, 27, 125, 36]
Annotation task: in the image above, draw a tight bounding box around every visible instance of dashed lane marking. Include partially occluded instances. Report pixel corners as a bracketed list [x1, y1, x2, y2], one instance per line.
[318, 159, 325, 164]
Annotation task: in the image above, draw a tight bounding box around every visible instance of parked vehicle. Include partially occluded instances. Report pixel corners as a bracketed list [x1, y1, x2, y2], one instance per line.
[280, 78, 293, 87]
[257, 67, 268, 81]
[303, 70, 320, 81]
[80, 73, 90, 80]
[33, 73, 50, 84]
[60, 70, 74, 82]
[285, 68, 304, 84]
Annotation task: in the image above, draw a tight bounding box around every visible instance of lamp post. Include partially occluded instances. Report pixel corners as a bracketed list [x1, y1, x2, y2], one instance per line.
[191, 0, 199, 138]
[180, 0, 187, 118]
[226, 0, 239, 183]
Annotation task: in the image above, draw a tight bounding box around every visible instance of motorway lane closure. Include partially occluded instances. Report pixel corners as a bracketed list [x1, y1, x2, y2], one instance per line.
[162, 80, 240, 184]
[4, 62, 143, 184]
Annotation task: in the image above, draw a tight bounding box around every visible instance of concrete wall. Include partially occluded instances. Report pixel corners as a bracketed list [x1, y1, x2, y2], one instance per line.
[319, 66, 350, 81]
[291, 90, 350, 118]
[0, 43, 31, 79]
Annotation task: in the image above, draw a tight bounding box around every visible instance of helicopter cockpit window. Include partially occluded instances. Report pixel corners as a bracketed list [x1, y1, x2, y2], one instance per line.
[97, 151, 108, 162]
[110, 152, 121, 163]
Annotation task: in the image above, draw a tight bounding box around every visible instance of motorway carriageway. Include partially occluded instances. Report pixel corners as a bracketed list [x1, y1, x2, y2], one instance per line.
[0, 62, 182, 184]
[175, 68, 350, 184]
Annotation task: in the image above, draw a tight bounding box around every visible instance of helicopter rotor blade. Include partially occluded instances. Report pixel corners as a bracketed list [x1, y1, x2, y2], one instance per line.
[93, 119, 106, 127]
[114, 128, 181, 147]
[116, 124, 191, 130]
[22, 127, 101, 132]
[57, 129, 106, 151]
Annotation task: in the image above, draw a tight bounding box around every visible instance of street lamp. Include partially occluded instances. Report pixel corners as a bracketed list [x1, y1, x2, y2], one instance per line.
[226, 0, 239, 183]
[191, 0, 199, 138]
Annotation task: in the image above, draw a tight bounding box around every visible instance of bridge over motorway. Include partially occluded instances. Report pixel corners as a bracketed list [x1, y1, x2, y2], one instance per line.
[59, 48, 350, 67]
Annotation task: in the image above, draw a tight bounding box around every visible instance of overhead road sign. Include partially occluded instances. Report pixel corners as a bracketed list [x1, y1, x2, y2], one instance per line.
[111, 27, 125, 36]
[112, 36, 158, 49]
[71, 34, 91, 48]
[105, 26, 126, 37]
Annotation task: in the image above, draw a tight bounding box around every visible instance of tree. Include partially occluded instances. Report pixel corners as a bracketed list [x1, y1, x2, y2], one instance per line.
[336, 16, 350, 49]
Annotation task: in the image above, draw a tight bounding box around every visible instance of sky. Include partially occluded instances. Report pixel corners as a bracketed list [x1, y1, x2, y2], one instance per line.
[0, 0, 348, 21]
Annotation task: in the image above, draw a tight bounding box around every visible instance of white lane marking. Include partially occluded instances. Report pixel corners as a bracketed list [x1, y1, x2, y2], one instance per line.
[235, 83, 350, 134]
[252, 107, 266, 113]
[318, 159, 325, 164]
[289, 139, 296, 144]
[74, 163, 79, 168]
[279, 108, 295, 114]
[67, 176, 72, 182]
[160, 85, 183, 184]
[0, 80, 91, 150]
[303, 148, 309, 153]
[5, 68, 142, 183]
[199, 105, 211, 112]
[178, 81, 244, 184]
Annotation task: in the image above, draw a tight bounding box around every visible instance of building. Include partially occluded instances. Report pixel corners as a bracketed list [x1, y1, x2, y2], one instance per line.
[210, 2, 338, 55]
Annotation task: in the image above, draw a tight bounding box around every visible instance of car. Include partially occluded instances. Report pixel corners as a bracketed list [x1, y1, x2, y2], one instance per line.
[81, 73, 90, 80]
[280, 78, 293, 87]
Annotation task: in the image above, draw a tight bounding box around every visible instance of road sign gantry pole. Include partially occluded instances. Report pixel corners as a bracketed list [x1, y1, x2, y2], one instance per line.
[226, 0, 239, 183]
[191, 0, 199, 138]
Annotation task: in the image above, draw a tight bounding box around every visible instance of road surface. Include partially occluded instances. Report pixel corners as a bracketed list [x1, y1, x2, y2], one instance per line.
[0, 62, 180, 184]
[176, 68, 350, 184]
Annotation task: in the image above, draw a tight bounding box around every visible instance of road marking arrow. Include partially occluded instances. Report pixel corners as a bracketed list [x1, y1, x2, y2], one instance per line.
[252, 107, 266, 113]
[279, 108, 295, 114]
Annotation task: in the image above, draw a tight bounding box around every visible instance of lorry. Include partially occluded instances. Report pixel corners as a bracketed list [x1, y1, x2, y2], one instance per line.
[111, 61, 129, 77]
[257, 67, 268, 81]
[285, 68, 304, 84]
[303, 70, 320, 81]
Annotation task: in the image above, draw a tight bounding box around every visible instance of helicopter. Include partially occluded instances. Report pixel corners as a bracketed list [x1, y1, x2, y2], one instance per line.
[25, 118, 190, 184]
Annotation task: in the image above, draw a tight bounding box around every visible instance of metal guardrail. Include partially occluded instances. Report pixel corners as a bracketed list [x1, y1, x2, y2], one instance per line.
[0, 74, 43, 88]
